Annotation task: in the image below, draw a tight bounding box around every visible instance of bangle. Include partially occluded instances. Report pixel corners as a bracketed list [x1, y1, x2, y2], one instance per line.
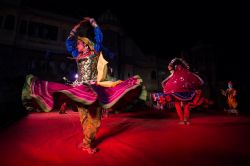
[90, 18, 95, 24]
[69, 30, 77, 36]
[71, 30, 76, 34]
[92, 23, 98, 28]
[70, 30, 76, 34]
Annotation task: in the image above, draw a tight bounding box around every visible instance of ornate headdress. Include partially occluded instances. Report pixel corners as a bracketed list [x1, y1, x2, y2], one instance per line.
[77, 36, 95, 51]
[169, 57, 190, 70]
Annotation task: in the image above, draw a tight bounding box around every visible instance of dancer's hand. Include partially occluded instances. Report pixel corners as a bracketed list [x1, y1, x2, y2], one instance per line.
[220, 89, 226, 96]
[83, 17, 91, 21]
[82, 17, 97, 27]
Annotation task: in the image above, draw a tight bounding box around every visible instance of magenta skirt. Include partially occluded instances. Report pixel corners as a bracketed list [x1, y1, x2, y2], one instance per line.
[22, 75, 145, 112]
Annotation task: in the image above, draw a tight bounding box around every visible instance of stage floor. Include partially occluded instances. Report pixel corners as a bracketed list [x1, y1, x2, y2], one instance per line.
[1, 109, 250, 166]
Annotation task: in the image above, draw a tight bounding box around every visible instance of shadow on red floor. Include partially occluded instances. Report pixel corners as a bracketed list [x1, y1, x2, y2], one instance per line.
[0, 109, 250, 166]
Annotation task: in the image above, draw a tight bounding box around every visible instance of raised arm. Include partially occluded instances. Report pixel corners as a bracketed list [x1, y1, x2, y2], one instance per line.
[65, 17, 103, 57]
[65, 23, 81, 58]
[83, 17, 103, 53]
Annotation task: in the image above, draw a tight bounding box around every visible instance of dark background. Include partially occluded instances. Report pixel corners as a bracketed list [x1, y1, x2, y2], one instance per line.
[23, 0, 250, 104]
[22, 0, 249, 70]
[22, 0, 248, 53]
[0, 0, 249, 115]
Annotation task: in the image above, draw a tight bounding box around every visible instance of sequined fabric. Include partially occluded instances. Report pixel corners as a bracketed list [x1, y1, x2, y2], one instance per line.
[77, 54, 99, 84]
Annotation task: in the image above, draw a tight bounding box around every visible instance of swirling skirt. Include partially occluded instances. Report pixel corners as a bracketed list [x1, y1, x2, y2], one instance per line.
[22, 75, 145, 112]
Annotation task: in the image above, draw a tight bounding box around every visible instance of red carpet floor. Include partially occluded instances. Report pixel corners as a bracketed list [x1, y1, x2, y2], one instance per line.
[0, 110, 250, 166]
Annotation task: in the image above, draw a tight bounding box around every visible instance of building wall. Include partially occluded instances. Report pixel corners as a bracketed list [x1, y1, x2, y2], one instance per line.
[0, 7, 78, 106]
[0, 7, 170, 107]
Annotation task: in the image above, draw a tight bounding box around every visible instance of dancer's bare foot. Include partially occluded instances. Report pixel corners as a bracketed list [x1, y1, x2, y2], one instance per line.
[178, 121, 185, 125]
[82, 146, 98, 154]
